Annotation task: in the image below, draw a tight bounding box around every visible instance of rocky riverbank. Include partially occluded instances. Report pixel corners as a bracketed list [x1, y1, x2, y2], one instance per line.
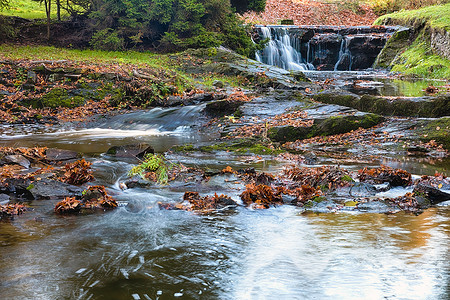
[1, 46, 449, 219]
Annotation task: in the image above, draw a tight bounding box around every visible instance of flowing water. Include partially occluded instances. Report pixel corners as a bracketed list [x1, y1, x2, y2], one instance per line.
[0, 101, 449, 300]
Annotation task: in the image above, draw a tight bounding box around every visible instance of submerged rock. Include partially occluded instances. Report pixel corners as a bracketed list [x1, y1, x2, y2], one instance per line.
[29, 179, 84, 200]
[106, 143, 154, 158]
[45, 148, 80, 161]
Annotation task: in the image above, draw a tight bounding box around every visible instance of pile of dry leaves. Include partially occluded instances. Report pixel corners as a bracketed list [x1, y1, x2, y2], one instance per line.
[242, 0, 378, 26]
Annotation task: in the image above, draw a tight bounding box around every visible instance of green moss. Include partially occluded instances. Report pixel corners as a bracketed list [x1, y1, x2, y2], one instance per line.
[171, 144, 196, 152]
[34, 88, 85, 108]
[312, 196, 326, 203]
[268, 125, 312, 143]
[344, 200, 358, 207]
[199, 140, 283, 155]
[303, 200, 314, 208]
[341, 175, 354, 182]
[290, 70, 311, 82]
[315, 114, 384, 136]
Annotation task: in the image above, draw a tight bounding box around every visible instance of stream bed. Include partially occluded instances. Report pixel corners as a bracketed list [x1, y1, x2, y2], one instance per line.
[0, 70, 449, 300]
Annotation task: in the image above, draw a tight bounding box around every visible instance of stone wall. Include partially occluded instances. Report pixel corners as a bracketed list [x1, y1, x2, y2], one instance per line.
[431, 29, 450, 60]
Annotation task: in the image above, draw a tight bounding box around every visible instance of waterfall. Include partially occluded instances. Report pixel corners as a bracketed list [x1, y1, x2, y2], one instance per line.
[256, 27, 313, 71]
[334, 37, 353, 71]
[254, 25, 397, 72]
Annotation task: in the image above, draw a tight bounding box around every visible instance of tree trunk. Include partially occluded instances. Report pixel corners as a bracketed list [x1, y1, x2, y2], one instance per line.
[44, 0, 51, 40]
[56, 0, 60, 21]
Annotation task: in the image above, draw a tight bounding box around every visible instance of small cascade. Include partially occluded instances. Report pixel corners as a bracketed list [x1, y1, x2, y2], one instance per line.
[334, 36, 353, 71]
[254, 25, 398, 72]
[256, 27, 313, 71]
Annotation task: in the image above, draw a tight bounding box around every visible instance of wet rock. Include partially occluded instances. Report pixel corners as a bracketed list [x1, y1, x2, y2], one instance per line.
[334, 182, 377, 197]
[406, 146, 430, 156]
[414, 183, 450, 205]
[27, 70, 37, 84]
[0, 193, 10, 204]
[106, 143, 154, 158]
[45, 148, 80, 162]
[186, 93, 215, 104]
[213, 80, 224, 88]
[0, 178, 32, 196]
[356, 200, 392, 213]
[185, 47, 317, 91]
[123, 177, 153, 189]
[28, 179, 84, 200]
[48, 73, 65, 82]
[416, 117, 450, 150]
[205, 99, 245, 117]
[158, 93, 215, 107]
[373, 182, 390, 192]
[303, 151, 317, 165]
[4, 155, 30, 168]
[164, 96, 184, 107]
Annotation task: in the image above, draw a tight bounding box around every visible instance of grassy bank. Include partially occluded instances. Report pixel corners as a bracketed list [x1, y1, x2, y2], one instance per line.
[375, 4, 450, 30]
[0, 44, 247, 90]
[374, 4, 450, 79]
[0, 0, 65, 19]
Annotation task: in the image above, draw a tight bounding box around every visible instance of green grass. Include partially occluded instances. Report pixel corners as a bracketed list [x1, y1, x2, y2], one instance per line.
[374, 3, 450, 31]
[0, 44, 165, 66]
[0, 0, 66, 19]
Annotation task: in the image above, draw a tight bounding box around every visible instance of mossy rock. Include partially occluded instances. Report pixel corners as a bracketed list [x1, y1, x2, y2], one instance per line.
[313, 92, 359, 107]
[269, 113, 384, 143]
[374, 28, 411, 68]
[417, 117, 450, 150]
[290, 71, 311, 82]
[315, 113, 384, 136]
[30, 88, 85, 108]
[268, 125, 311, 143]
[315, 92, 449, 118]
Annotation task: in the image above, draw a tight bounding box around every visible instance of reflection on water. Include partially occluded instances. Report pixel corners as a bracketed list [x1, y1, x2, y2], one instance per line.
[304, 70, 448, 97]
[1, 202, 449, 299]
